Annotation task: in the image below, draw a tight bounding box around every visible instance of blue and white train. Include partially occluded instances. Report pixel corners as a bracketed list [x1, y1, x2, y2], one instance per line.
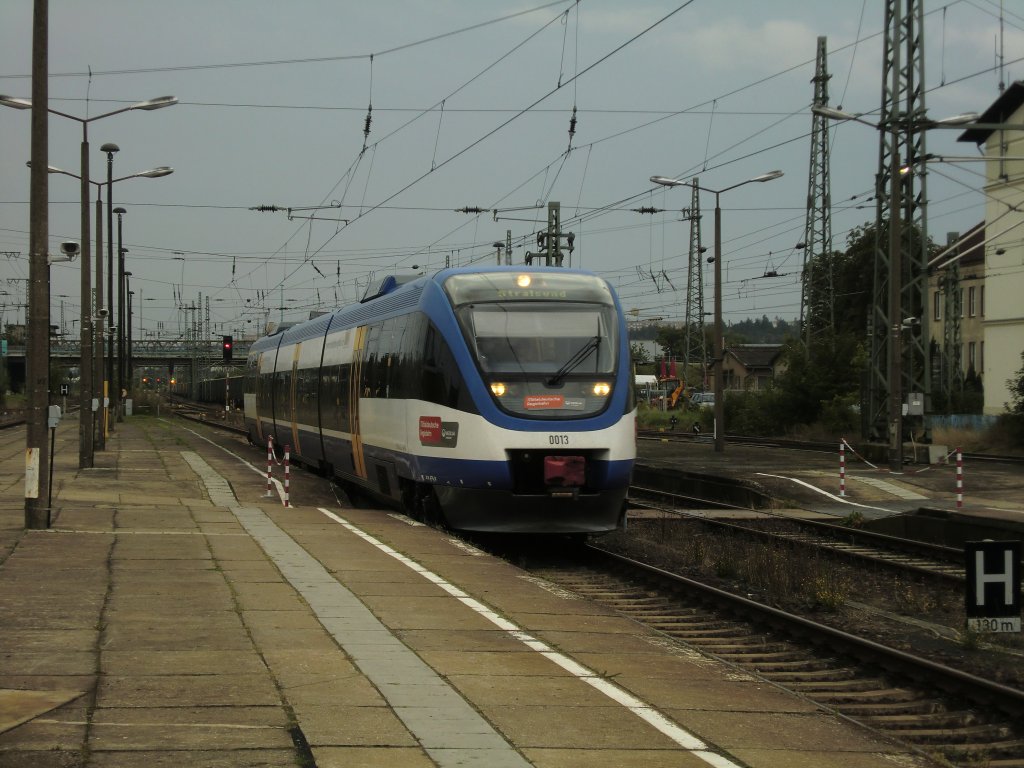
[243, 267, 636, 534]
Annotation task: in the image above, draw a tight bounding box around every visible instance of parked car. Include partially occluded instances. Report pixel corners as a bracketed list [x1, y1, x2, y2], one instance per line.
[690, 392, 714, 409]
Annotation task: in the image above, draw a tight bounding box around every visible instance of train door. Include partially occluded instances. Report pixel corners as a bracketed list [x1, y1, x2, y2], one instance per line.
[271, 344, 291, 450]
[258, 341, 283, 447]
[348, 326, 367, 479]
[289, 343, 302, 454]
[314, 316, 337, 464]
[251, 352, 264, 444]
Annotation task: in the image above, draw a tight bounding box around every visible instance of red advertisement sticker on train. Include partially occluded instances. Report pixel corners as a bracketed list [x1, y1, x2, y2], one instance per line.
[419, 416, 442, 444]
[524, 394, 565, 410]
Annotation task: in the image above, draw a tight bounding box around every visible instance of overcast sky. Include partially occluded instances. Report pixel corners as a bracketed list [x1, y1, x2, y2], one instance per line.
[1, 0, 1021, 341]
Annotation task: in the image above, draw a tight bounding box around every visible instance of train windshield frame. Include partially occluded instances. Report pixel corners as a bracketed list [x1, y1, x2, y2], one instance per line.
[443, 272, 620, 419]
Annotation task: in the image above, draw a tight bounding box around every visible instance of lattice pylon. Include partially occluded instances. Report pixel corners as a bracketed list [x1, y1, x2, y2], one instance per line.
[802, 36, 834, 352]
[682, 179, 707, 388]
[866, 0, 930, 440]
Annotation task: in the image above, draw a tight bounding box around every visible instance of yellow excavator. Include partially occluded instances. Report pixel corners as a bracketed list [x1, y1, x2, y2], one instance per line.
[668, 382, 685, 408]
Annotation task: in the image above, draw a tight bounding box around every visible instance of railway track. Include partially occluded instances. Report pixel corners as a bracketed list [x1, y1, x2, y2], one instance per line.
[629, 484, 968, 585]
[527, 544, 1024, 767]
[168, 400, 248, 436]
[637, 428, 1024, 465]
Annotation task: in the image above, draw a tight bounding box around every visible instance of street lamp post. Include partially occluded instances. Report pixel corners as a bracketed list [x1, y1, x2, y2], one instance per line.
[651, 171, 784, 453]
[93, 178, 104, 450]
[37, 162, 171, 445]
[114, 208, 126, 421]
[102, 144, 119, 434]
[0, 93, 176, 473]
[125, 279, 134, 401]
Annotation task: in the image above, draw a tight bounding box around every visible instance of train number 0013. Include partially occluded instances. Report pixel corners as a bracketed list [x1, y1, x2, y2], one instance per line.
[548, 435, 570, 445]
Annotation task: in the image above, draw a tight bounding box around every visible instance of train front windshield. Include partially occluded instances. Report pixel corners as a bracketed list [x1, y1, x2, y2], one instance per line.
[444, 272, 619, 418]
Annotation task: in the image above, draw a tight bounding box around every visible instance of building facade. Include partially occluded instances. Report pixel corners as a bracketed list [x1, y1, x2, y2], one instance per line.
[722, 344, 786, 391]
[958, 83, 1024, 415]
[928, 223, 986, 399]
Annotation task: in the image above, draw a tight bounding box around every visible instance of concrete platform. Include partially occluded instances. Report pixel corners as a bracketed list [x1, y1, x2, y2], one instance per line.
[0, 416, 941, 767]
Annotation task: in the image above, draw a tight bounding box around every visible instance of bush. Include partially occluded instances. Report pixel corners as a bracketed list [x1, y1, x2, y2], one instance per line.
[818, 394, 859, 436]
[723, 388, 788, 436]
[990, 413, 1024, 450]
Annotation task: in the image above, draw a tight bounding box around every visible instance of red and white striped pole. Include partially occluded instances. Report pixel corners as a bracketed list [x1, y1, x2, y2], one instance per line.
[956, 447, 963, 509]
[283, 444, 291, 508]
[265, 436, 274, 498]
[839, 439, 846, 497]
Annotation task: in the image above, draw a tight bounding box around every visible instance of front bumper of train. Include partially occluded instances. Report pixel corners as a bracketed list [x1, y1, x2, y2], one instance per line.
[435, 484, 628, 534]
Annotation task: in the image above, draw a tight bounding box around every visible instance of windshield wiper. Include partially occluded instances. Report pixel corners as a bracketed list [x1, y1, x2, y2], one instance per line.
[547, 335, 600, 386]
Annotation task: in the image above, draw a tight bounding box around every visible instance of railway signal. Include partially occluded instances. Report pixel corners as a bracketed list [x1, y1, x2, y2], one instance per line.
[222, 335, 233, 361]
[965, 540, 1021, 633]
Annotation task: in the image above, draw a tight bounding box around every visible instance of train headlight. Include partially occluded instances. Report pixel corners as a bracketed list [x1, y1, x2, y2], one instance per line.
[592, 382, 611, 396]
[516, 274, 532, 288]
[490, 382, 507, 397]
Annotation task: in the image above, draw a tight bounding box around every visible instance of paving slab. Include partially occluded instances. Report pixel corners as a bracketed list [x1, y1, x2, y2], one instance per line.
[88, 706, 292, 751]
[96, 674, 281, 708]
[0, 689, 85, 734]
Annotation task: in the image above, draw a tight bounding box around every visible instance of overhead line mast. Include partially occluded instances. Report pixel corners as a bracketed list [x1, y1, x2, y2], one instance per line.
[801, 36, 834, 353]
[867, 0, 930, 444]
[683, 180, 707, 387]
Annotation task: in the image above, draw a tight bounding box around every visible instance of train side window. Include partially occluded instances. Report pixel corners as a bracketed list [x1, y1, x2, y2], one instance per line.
[362, 324, 382, 398]
[274, 370, 288, 422]
[319, 366, 338, 432]
[387, 315, 407, 399]
[296, 366, 316, 427]
[337, 363, 351, 432]
[378, 318, 396, 398]
[397, 313, 425, 400]
[244, 354, 258, 401]
[422, 322, 473, 411]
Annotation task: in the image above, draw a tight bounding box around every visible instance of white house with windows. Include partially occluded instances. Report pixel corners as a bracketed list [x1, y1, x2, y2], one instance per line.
[958, 82, 1024, 415]
[928, 223, 985, 391]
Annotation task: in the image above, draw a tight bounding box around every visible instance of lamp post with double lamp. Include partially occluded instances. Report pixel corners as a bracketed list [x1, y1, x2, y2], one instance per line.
[114, 208, 127, 421]
[650, 171, 784, 453]
[125, 277, 134, 400]
[0, 93, 176, 473]
[122, 260, 132, 409]
[37, 161, 173, 446]
[811, 105, 985, 472]
[102, 144, 119, 433]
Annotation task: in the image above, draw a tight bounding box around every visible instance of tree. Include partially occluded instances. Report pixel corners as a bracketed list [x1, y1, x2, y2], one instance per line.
[654, 326, 686, 360]
[806, 224, 875, 339]
[773, 330, 866, 428]
[630, 342, 651, 366]
[1008, 351, 1024, 415]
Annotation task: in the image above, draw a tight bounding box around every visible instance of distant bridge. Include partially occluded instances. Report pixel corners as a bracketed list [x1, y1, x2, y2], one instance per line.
[2, 338, 249, 392]
[5, 338, 251, 366]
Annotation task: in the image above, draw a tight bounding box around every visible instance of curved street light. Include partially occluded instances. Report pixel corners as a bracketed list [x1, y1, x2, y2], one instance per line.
[651, 171, 785, 453]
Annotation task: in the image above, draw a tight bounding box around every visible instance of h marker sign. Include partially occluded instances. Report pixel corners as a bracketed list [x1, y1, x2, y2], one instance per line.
[965, 540, 1021, 633]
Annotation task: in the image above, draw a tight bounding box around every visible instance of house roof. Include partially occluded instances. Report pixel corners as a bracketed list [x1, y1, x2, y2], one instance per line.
[958, 81, 1024, 144]
[726, 344, 784, 369]
[948, 221, 985, 268]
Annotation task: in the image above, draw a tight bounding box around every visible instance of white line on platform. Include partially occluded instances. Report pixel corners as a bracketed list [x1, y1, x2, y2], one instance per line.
[755, 473, 895, 513]
[170, 419, 741, 766]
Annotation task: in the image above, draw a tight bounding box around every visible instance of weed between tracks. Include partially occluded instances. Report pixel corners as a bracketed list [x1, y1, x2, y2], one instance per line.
[611, 519, 854, 612]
